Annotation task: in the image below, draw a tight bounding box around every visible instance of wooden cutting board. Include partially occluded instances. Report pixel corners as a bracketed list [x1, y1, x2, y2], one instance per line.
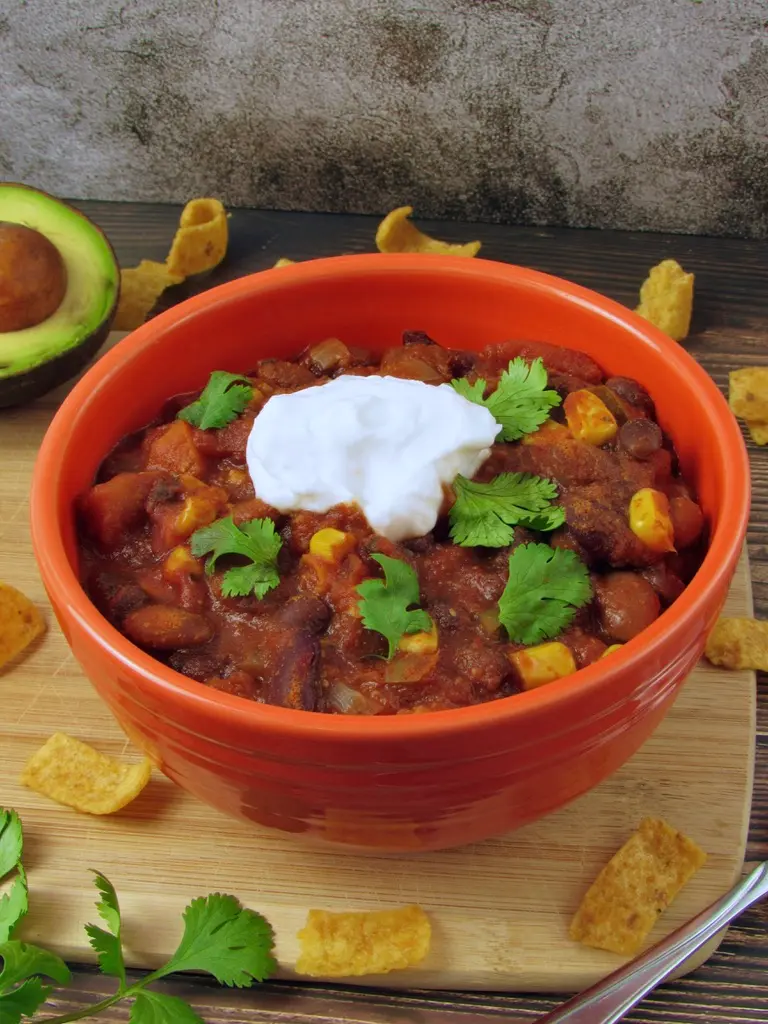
[0, 336, 756, 993]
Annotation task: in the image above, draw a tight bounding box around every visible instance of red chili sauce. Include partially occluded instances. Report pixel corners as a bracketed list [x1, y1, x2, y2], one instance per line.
[76, 333, 706, 715]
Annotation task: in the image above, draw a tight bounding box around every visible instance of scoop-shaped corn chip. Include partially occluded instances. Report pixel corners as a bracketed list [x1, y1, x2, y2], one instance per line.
[569, 817, 706, 956]
[21, 732, 152, 815]
[113, 260, 184, 331]
[166, 198, 229, 278]
[705, 616, 768, 671]
[747, 421, 768, 446]
[635, 259, 694, 341]
[729, 367, 768, 423]
[0, 583, 45, 670]
[273, 257, 295, 268]
[296, 904, 431, 977]
[376, 206, 481, 258]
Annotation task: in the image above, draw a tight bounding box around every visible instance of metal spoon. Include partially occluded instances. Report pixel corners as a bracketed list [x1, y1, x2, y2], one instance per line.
[538, 861, 768, 1023]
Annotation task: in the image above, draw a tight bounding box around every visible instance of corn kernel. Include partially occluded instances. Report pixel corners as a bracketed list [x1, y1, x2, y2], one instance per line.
[629, 488, 676, 553]
[509, 642, 577, 690]
[564, 390, 618, 445]
[225, 468, 249, 486]
[399, 620, 438, 654]
[174, 496, 219, 539]
[521, 419, 572, 446]
[601, 643, 624, 658]
[164, 545, 201, 577]
[309, 528, 355, 563]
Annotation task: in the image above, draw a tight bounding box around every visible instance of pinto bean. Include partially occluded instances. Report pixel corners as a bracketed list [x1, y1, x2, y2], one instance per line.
[265, 632, 320, 710]
[594, 572, 661, 643]
[124, 605, 214, 650]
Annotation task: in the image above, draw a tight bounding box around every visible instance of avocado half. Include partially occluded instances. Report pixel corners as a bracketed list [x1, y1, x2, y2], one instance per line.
[0, 183, 120, 408]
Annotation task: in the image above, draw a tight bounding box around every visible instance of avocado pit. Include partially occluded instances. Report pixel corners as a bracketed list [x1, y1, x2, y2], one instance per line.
[0, 222, 68, 332]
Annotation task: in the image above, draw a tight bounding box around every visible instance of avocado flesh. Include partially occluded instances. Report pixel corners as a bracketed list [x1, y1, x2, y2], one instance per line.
[0, 185, 119, 384]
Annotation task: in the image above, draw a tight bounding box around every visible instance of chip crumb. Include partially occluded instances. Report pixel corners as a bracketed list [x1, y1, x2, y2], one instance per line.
[705, 617, 768, 671]
[296, 904, 431, 977]
[635, 259, 694, 341]
[729, 367, 768, 425]
[569, 817, 707, 956]
[376, 206, 481, 258]
[0, 582, 45, 670]
[166, 197, 228, 278]
[273, 257, 295, 268]
[21, 732, 152, 815]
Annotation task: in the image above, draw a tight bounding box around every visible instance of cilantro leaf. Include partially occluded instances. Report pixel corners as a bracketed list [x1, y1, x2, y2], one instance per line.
[84, 872, 125, 988]
[356, 554, 432, 660]
[130, 990, 205, 1024]
[0, 976, 51, 1022]
[0, 941, 71, 991]
[0, 813, 22, 882]
[154, 894, 276, 987]
[177, 371, 253, 431]
[450, 473, 565, 548]
[0, 867, 28, 945]
[498, 542, 592, 645]
[190, 517, 282, 600]
[451, 357, 561, 441]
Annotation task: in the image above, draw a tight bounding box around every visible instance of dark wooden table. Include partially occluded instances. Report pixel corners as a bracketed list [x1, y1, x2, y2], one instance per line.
[43, 203, 768, 1022]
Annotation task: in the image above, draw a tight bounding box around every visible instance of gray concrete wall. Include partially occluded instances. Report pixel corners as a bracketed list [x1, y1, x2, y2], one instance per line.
[2, 0, 766, 237]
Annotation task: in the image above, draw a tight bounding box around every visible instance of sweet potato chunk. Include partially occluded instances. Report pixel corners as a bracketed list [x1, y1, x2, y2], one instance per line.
[79, 472, 164, 549]
[145, 420, 206, 476]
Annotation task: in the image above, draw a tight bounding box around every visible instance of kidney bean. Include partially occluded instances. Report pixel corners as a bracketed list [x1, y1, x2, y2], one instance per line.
[594, 572, 661, 643]
[640, 563, 686, 606]
[277, 596, 331, 634]
[265, 632, 320, 710]
[605, 376, 655, 416]
[619, 419, 662, 460]
[669, 496, 705, 548]
[403, 330, 437, 346]
[123, 605, 214, 650]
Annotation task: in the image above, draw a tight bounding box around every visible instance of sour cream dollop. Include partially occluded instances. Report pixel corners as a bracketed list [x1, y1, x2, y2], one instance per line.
[246, 374, 500, 541]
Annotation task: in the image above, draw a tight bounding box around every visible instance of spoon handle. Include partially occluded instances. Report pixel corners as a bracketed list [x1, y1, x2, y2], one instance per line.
[538, 861, 768, 1024]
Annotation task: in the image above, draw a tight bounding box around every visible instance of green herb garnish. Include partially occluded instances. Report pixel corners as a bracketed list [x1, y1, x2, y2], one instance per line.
[0, 808, 276, 1023]
[177, 371, 254, 430]
[190, 516, 282, 599]
[356, 554, 432, 660]
[449, 472, 565, 548]
[451, 357, 561, 441]
[498, 542, 592, 645]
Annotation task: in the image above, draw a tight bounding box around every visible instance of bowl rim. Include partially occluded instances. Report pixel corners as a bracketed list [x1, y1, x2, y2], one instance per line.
[31, 252, 751, 744]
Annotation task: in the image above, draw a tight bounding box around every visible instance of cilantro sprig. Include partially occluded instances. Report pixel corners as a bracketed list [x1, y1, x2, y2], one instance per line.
[0, 807, 277, 1024]
[356, 554, 432, 660]
[449, 472, 565, 547]
[451, 357, 561, 441]
[190, 516, 282, 599]
[177, 371, 254, 430]
[498, 542, 592, 644]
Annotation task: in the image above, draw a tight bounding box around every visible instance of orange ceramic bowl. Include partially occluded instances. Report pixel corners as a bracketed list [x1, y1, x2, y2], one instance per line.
[30, 254, 749, 852]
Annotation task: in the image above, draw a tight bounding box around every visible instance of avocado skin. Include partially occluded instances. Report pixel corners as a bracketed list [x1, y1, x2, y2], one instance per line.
[0, 184, 120, 409]
[0, 315, 114, 409]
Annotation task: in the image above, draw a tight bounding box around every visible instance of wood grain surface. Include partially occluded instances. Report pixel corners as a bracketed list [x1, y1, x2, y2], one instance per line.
[4, 202, 768, 1022]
